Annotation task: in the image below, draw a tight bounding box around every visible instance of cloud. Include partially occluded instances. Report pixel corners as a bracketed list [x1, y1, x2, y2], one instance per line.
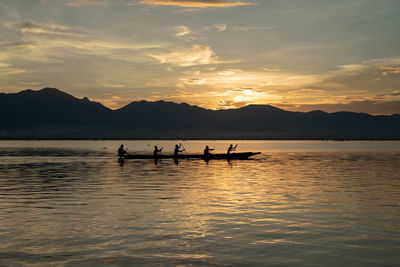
[3, 18, 400, 115]
[14, 21, 80, 36]
[390, 91, 400, 96]
[262, 67, 281, 72]
[289, 88, 324, 93]
[256, 57, 400, 114]
[139, 0, 251, 8]
[174, 25, 191, 37]
[231, 25, 275, 32]
[0, 62, 25, 76]
[180, 77, 206, 84]
[5, 21, 165, 63]
[218, 70, 235, 75]
[168, 56, 400, 112]
[218, 99, 248, 109]
[85, 56, 400, 113]
[93, 56, 400, 113]
[314, 58, 400, 93]
[380, 65, 400, 76]
[66, 0, 106, 6]
[148, 45, 217, 66]
[0, 61, 27, 90]
[334, 58, 400, 75]
[215, 24, 227, 31]
[179, 69, 318, 88]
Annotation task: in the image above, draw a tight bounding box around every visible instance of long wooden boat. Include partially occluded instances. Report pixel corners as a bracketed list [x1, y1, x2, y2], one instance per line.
[121, 152, 261, 160]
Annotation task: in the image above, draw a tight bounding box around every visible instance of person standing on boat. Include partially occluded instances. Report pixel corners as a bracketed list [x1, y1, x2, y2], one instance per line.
[204, 145, 215, 156]
[118, 144, 129, 157]
[227, 144, 237, 155]
[153, 146, 163, 158]
[174, 144, 185, 157]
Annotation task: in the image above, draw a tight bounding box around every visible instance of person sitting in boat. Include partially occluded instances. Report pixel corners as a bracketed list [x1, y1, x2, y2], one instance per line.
[227, 144, 237, 155]
[174, 144, 185, 157]
[118, 144, 129, 157]
[153, 146, 163, 158]
[204, 145, 215, 156]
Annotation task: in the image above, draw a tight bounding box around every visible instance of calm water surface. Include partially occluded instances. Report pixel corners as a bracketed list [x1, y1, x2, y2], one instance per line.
[0, 141, 399, 266]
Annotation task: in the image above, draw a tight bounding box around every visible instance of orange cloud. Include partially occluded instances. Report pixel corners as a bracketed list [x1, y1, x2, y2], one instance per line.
[380, 65, 400, 76]
[66, 0, 105, 6]
[139, 0, 251, 8]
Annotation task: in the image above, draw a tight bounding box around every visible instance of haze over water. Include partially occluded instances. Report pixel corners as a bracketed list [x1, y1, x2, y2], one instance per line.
[1, 141, 399, 266]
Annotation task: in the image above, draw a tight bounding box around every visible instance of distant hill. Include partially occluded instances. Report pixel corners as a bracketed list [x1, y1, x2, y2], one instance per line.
[0, 88, 399, 139]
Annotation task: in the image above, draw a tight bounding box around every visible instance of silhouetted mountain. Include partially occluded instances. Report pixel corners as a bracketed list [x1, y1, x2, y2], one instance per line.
[0, 88, 113, 137]
[0, 88, 399, 139]
[115, 100, 210, 128]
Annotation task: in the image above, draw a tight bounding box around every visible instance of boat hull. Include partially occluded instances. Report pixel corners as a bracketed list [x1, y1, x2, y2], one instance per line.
[121, 152, 261, 160]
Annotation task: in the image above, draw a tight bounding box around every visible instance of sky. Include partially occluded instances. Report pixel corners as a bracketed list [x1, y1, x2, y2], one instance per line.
[0, 0, 400, 114]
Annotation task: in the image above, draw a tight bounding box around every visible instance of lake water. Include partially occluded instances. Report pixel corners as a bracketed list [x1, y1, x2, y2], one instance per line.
[0, 140, 399, 266]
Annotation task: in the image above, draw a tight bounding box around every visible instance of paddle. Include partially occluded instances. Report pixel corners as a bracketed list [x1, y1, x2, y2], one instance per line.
[180, 142, 188, 155]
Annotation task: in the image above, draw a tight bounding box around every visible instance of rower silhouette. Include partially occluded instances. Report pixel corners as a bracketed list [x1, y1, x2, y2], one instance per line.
[174, 144, 185, 157]
[153, 146, 163, 158]
[118, 144, 129, 157]
[204, 145, 215, 157]
[227, 144, 237, 155]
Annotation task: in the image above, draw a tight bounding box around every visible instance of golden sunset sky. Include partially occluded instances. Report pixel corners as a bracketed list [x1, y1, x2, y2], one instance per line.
[1, 0, 399, 114]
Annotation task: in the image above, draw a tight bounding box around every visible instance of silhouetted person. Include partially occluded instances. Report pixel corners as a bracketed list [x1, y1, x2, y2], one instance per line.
[118, 144, 129, 157]
[153, 146, 163, 158]
[204, 145, 215, 156]
[174, 144, 185, 157]
[227, 144, 237, 155]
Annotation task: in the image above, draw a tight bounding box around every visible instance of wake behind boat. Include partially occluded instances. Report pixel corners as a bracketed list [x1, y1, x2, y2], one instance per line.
[121, 152, 261, 160]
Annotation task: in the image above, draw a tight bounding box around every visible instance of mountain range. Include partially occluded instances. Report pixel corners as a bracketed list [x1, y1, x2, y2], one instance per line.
[0, 88, 399, 139]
